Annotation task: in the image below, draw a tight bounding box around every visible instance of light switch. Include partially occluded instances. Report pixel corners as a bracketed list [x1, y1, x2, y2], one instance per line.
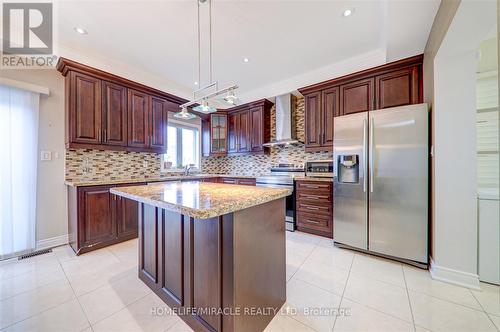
[41, 151, 52, 161]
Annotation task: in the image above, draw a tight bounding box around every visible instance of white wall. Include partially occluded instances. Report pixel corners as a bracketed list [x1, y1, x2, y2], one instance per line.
[1, 69, 67, 247]
[433, 51, 478, 279]
[431, 0, 497, 288]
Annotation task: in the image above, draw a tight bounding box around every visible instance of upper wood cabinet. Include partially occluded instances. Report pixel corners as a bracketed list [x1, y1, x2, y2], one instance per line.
[58, 57, 186, 153]
[69, 71, 102, 145]
[375, 66, 420, 109]
[321, 87, 339, 146]
[102, 81, 128, 146]
[304, 92, 322, 149]
[249, 106, 263, 152]
[299, 54, 423, 151]
[202, 113, 228, 157]
[149, 96, 170, 151]
[127, 89, 150, 149]
[227, 112, 239, 154]
[203, 99, 272, 156]
[304, 88, 339, 152]
[340, 78, 374, 115]
[237, 110, 251, 153]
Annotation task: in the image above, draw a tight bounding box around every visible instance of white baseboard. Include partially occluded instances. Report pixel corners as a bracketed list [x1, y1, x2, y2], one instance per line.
[429, 257, 481, 290]
[36, 234, 69, 251]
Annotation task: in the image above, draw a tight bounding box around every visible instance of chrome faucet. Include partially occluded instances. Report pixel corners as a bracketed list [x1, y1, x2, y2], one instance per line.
[183, 164, 195, 176]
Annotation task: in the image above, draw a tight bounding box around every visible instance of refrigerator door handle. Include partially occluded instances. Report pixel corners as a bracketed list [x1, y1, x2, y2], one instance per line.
[370, 117, 374, 193]
[362, 118, 367, 193]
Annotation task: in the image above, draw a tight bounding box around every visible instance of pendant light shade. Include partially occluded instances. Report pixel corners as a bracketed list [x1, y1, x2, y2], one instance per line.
[174, 107, 197, 120]
[192, 100, 217, 114]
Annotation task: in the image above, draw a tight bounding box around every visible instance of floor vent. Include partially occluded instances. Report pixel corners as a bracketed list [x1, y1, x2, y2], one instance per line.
[18, 249, 53, 261]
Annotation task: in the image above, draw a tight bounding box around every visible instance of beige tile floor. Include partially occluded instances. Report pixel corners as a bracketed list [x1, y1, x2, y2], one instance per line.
[0, 231, 498, 332]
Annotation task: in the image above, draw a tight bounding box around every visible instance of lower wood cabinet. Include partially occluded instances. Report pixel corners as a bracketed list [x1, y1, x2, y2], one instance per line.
[295, 180, 333, 238]
[68, 183, 145, 255]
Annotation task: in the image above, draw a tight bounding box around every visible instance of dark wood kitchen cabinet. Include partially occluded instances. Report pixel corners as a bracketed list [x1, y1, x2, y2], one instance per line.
[206, 113, 228, 156]
[295, 179, 333, 238]
[68, 71, 102, 145]
[227, 112, 238, 153]
[340, 78, 374, 115]
[303, 88, 339, 152]
[304, 92, 322, 150]
[225, 99, 273, 155]
[375, 66, 420, 109]
[68, 183, 144, 255]
[227, 110, 251, 154]
[299, 54, 423, 150]
[127, 91, 169, 152]
[58, 57, 186, 153]
[127, 89, 150, 148]
[102, 81, 128, 146]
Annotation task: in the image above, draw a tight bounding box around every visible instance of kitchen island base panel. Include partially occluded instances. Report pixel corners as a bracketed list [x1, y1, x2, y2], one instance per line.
[138, 198, 286, 332]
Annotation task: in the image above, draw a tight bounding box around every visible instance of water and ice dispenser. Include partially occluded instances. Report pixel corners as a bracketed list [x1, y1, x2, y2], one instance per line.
[337, 155, 359, 183]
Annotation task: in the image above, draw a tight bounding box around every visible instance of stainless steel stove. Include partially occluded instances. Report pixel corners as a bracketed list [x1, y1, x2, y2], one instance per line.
[256, 164, 305, 231]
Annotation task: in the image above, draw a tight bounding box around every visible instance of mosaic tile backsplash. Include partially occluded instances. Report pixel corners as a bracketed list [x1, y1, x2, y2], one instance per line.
[65, 149, 166, 182]
[65, 97, 333, 181]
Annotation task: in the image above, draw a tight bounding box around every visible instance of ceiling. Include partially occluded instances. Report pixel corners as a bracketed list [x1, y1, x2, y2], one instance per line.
[55, 0, 440, 104]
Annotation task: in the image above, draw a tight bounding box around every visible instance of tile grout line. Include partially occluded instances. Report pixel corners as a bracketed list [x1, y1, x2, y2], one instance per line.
[56, 252, 94, 331]
[0, 257, 76, 330]
[88, 291, 152, 329]
[285, 238, 323, 332]
[469, 287, 500, 331]
[331, 250, 355, 332]
[402, 265, 417, 332]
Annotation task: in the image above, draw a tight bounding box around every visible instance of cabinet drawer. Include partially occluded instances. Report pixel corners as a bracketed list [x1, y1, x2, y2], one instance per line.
[220, 177, 237, 184]
[296, 181, 332, 192]
[297, 192, 331, 203]
[296, 212, 331, 232]
[236, 178, 256, 186]
[297, 201, 332, 215]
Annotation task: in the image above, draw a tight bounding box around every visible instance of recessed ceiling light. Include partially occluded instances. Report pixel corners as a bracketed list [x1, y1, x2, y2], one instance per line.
[343, 9, 354, 17]
[74, 27, 88, 35]
[194, 81, 199, 86]
[243, 58, 249, 63]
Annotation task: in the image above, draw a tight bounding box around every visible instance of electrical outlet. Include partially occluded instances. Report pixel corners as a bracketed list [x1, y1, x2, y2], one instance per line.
[40, 151, 52, 161]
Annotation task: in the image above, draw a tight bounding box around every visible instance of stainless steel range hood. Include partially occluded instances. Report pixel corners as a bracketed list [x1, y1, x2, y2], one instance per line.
[263, 93, 299, 147]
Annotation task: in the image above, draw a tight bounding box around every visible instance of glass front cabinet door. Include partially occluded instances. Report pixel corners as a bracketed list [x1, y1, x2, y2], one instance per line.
[210, 113, 227, 155]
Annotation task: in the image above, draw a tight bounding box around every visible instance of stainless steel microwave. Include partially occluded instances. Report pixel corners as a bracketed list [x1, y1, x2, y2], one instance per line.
[305, 160, 334, 178]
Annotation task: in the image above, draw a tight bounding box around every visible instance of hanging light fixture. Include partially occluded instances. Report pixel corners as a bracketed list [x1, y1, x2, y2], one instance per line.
[175, 0, 239, 119]
[223, 89, 238, 106]
[174, 106, 197, 120]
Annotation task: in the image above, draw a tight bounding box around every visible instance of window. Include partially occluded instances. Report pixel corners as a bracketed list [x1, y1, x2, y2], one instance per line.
[0, 84, 40, 260]
[164, 122, 200, 169]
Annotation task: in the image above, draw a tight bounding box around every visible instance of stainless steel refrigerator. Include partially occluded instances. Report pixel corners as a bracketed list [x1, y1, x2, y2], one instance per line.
[333, 103, 429, 267]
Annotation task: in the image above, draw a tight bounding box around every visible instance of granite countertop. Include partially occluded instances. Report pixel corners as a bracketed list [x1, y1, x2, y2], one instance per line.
[110, 181, 292, 219]
[294, 176, 334, 182]
[65, 173, 261, 187]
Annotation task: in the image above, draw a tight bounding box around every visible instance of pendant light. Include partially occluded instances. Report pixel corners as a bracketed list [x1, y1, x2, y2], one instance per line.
[174, 107, 197, 120]
[175, 0, 239, 119]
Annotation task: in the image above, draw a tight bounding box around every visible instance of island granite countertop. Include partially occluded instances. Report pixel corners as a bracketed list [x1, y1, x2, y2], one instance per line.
[110, 181, 292, 219]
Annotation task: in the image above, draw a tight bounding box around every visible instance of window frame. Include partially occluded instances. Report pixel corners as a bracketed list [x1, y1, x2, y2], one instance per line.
[164, 118, 202, 171]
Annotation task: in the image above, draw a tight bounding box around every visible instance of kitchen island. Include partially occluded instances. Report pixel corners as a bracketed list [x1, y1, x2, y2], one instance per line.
[111, 181, 291, 332]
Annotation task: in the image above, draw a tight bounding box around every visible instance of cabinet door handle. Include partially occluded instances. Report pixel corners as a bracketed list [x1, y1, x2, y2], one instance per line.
[306, 219, 320, 224]
[305, 206, 319, 210]
[98, 130, 101, 142]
